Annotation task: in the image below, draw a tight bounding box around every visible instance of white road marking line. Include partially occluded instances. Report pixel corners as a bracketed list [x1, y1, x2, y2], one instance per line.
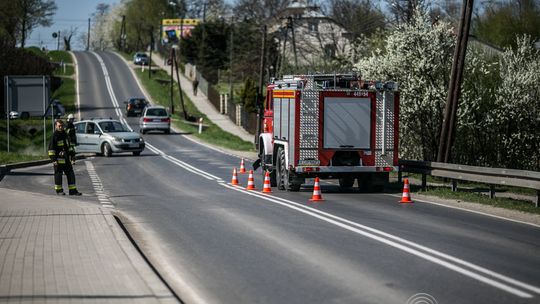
[146, 143, 223, 182]
[220, 183, 536, 298]
[93, 51, 538, 297]
[71, 52, 81, 120]
[85, 161, 114, 208]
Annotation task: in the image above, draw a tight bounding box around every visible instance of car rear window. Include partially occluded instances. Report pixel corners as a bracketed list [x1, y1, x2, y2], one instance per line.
[99, 121, 128, 132]
[146, 108, 167, 116]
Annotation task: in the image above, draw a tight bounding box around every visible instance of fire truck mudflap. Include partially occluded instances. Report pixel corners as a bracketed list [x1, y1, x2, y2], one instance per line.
[258, 74, 399, 192]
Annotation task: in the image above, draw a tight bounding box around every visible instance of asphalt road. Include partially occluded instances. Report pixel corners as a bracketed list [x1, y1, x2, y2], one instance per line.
[2, 51, 539, 304]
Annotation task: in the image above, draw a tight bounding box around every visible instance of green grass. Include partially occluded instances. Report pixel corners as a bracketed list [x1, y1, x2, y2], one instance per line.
[402, 172, 538, 199]
[132, 63, 255, 152]
[420, 185, 540, 214]
[54, 65, 74, 77]
[387, 178, 539, 214]
[51, 77, 76, 114]
[0, 151, 47, 165]
[0, 119, 52, 165]
[48, 50, 73, 64]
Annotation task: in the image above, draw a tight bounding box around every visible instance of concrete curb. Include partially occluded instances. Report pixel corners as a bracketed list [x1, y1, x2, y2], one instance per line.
[0, 155, 88, 180]
[0, 159, 52, 179]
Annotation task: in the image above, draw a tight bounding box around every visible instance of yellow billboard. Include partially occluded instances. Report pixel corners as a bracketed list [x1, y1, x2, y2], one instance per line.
[162, 19, 200, 43]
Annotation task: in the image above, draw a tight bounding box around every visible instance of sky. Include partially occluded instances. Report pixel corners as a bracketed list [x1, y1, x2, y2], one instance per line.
[27, 0, 119, 51]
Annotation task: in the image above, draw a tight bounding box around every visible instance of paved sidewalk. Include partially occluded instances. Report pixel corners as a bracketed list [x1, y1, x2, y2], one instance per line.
[0, 188, 179, 303]
[148, 52, 254, 143]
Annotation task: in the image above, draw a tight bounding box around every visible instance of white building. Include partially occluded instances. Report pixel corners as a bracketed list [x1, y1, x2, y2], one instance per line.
[270, 0, 352, 73]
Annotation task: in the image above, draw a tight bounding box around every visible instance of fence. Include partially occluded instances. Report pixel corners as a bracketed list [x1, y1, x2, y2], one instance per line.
[185, 63, 257, 135]
[398, 159, 540, 207]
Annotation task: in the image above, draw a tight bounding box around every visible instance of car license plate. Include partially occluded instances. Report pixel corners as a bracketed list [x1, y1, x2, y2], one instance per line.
[129, 143, 139, 148]
[153, 119, 161, 122]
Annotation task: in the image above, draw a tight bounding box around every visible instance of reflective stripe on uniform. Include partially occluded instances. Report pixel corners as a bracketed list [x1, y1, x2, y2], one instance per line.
[57, 159, 66, 164]
[55, 185, 63, 190]
[68, 185, 77, 190]
[48, 150, 55, 156]
[57, 141, 64, 146]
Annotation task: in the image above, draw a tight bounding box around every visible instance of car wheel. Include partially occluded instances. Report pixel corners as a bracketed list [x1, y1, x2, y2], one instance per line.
[133, 151, 141, 156]
[165, 129, 170, 134]
[102, 142, 112, 157]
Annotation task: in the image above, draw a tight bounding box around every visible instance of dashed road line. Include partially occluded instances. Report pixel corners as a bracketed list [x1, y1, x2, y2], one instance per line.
[85, 161, 114, 208]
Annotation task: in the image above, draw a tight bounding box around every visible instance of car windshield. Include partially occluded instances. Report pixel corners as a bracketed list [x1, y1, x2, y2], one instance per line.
[137, 54, 147, 58]
[98, 121, 128, 133]
[146, 108, 167, 116]
[130, 99, 146, 105]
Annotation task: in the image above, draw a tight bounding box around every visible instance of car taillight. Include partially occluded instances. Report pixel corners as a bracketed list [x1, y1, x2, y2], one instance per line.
[143, 118, 152, 122]
[161, 118, 170, 122]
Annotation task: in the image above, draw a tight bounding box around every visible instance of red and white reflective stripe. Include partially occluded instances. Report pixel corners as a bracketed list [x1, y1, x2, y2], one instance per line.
[262, 171, 272, 193]
[231, 167, 239, 186]
[246, 170, 256, 190]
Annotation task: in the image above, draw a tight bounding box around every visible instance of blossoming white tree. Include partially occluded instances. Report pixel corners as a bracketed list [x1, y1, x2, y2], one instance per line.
[357, 10, 540, 170]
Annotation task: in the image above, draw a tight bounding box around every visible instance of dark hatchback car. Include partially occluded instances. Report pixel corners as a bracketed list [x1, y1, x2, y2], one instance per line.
[124, 97, 148, 117]
[133, 52, 149, 65]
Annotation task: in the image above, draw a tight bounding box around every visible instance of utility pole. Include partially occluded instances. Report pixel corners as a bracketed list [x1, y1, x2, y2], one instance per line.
[229, 16, 234, 106]
[198, 2, 207, 68]
[255, 25, 267, 144]
[170, 47, 174, 114]
[56, 30, 60, 50]
[86, 18, 90, 51]
[279, 26, 288, 77]
[288, 16, 298, 73]
[437, 0, 474, 163]
[149, 27, 153, 78]
[120, 15, 126, 51]
[173, 47, 188, 120]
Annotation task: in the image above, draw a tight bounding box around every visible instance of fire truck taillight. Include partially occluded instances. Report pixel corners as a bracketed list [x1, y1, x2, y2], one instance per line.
[303, 167, 320, 172]
[383, 167, 393, 172]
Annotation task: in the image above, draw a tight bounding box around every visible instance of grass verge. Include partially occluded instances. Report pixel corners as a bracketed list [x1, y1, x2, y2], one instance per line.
[387, 179, 539, 214]
[0, 50, 75, 165]
[0, 119, 51, 165]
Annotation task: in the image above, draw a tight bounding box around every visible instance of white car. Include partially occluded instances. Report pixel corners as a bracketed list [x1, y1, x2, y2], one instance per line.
[139, 106, 171, 134]
[9, 111, 19, 119]
[74, 118, 145, 156]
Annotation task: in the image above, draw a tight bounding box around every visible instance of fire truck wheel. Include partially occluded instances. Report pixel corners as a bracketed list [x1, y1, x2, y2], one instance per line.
[339, 177, 355, 189]
[277, 148, 286, 190]
[277, 147, 300, 192]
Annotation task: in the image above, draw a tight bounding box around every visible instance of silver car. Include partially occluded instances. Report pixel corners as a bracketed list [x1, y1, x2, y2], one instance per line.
[74, 118, 145, 156]
[139, 106, 170, 134]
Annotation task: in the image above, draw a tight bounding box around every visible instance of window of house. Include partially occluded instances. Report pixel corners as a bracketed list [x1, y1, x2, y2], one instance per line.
[308, 20, 318, 32]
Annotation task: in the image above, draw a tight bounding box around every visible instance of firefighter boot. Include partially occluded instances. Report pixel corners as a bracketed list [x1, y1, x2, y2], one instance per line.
[55, 185, 65, 195]
[68, 185, 82, 196]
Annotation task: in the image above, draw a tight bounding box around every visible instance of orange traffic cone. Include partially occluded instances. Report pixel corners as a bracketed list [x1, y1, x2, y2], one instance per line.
[246, 170, 256, 190]
[231, 167, 240, 186]
[239, 158, 247, 174]
[262, 171, 272, 193]
[309, 177, 324, 201]
[399, 178, 413, 203]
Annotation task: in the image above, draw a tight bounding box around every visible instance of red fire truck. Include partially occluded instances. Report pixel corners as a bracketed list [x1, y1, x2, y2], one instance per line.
[256, 73, 399, 191]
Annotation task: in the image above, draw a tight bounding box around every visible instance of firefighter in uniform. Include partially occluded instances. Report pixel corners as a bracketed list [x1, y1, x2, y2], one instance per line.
[66, 113, 77, 147]
[48, 119, 82, 196]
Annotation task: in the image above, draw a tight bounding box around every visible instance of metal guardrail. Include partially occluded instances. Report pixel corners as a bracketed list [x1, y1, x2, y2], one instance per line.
[398, 159, 540, 207]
